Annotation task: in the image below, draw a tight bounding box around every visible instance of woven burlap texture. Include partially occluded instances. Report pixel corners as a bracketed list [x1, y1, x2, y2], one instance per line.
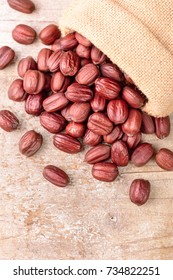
[59, 0, 173, 117]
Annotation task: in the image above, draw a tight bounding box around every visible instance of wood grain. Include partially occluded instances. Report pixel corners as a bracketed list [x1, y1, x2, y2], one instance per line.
[0, 0, 173, 260]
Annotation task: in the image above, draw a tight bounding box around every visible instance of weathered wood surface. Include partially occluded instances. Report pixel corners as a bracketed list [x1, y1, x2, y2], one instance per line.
[0, 0, 173, 260]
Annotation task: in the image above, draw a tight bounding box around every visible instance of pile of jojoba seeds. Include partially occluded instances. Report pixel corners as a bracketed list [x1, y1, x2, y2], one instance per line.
[0, 0, 173, 206]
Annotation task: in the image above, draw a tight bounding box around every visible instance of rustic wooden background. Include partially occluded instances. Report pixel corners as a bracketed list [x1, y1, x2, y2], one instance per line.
[0, 0, 173, 260]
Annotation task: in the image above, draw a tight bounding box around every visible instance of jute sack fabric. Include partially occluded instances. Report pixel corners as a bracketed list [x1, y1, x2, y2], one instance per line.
[59, 0, 173, 117]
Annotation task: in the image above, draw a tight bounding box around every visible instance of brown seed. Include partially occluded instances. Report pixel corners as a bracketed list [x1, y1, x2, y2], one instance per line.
[12, 24, 36, 45]
[19, 130, 43, 157]
[95, 77, 121, 100]
[129, 179, 150, 206]
[75, 32, 92, 47]
[100, 63, 124, 82]
[131, 143, 154, 167]
[65, 121, 86, 138]
[107, 99, 128, 124]
[155, 148, 173, 171]
[51, 72, 71, 93]
[65, 82, 93, 102]
[90, 93, 106, 112]
[141, 112, 155, 134]
[8, 79, 27, 102]
[0, 110, 19, 132]
[17, 56, 37, 78]
[103, 126, 123, 144]
[25, 92, 44, 116]
[40, 112, 66, 134]
[39, 24, 61, 45]
[0, 46, 15, 70]
[7, 0, 35, 14]
[111, 140, 129, 166]
[76, 44, 91, 59]
[23, 70, 46, 94]
[60, 33, 78, 51]
[92, 162, 119, 182]
[122, 86, 146, 108]
[47, 50, 63, 72]
[53, 133, 82, 154]
[123, 132, 142, 150]
[84, 144, 110, 164]
[91, 46, 106, 65]
[60, 50, 80, 76]
[43, 74, 52, 92]
[37, 48, 53, 72]
[87, 112, 113, 135]
[51, 38, 62, 52]
[80, 58, 92, 67]
[75, 63, 99, 86]
[121, 109, 142, 136]
[43, 165, 69, 187]
[70, 102, 91, 123]
[61, 104, 72, 122]
[154, 116, 170, 139]
[83, 129, 102, 146]
[43, 93, 69, 112]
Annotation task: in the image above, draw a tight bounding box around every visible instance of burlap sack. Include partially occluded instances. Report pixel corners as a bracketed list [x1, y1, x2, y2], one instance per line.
[59, 0, 173, 117]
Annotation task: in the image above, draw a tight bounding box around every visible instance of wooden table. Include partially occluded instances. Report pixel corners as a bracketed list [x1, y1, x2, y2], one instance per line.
[0, 0, 173, 260]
